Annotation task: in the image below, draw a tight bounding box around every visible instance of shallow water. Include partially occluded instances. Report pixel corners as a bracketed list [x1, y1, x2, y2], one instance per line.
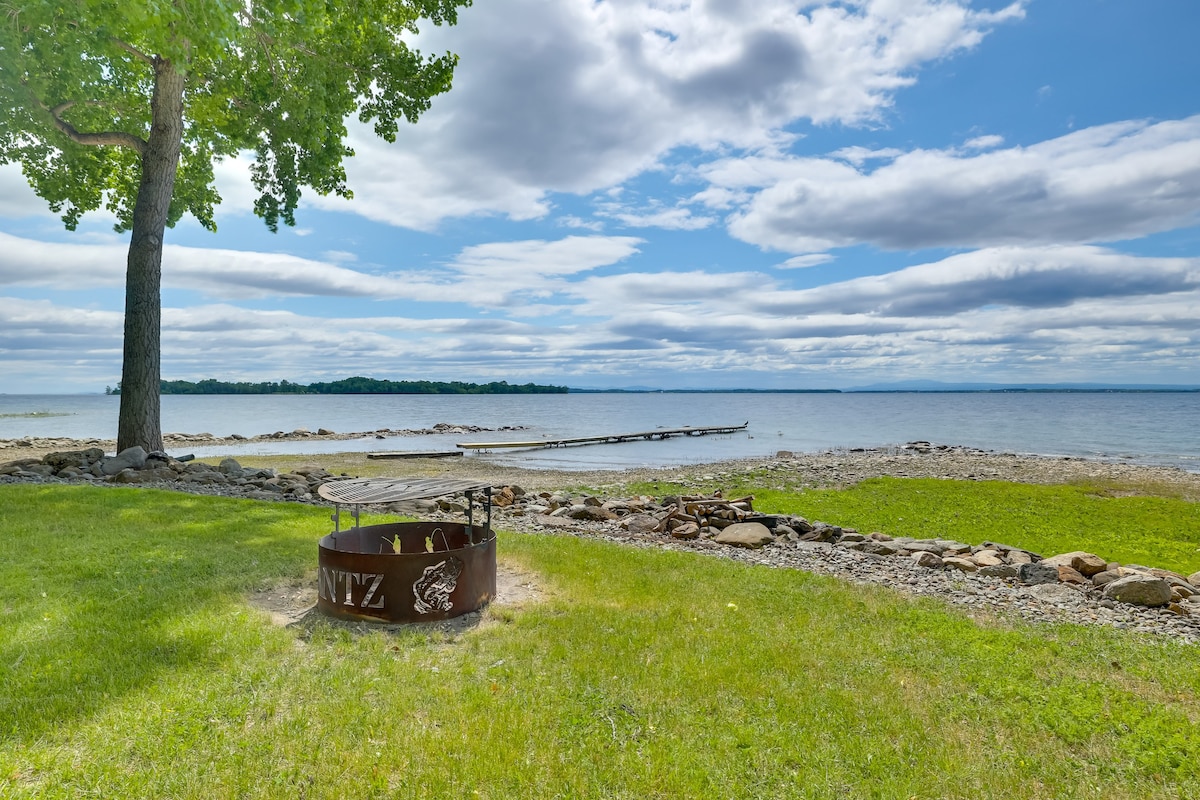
[2, 391, 1198, 472]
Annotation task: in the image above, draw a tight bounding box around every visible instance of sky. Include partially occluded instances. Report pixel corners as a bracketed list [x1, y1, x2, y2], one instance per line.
[3, 0, 1200, 393]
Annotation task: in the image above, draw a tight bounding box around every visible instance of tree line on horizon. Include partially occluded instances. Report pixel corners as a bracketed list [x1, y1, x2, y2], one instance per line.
[105, 378, 569, 395]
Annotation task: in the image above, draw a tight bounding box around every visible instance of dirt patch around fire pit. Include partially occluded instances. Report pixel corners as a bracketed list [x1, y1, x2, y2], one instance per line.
[248, 560, 546, 639]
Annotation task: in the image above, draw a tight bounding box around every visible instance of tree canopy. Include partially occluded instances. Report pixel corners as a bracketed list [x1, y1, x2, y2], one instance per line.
[1, 0, 468, 231]
[0, 0, 471, 451]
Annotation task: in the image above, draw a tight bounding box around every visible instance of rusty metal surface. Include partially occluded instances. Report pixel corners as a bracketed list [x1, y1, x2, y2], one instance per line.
[317, 521, 497, 623]
[317, 477, 491, 505]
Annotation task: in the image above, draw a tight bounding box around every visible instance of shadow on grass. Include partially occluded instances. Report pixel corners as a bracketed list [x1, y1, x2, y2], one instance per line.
[0, 484, 323, 745]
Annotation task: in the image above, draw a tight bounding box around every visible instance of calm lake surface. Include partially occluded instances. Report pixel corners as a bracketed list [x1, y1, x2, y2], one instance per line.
[2, 392, 1199, 472]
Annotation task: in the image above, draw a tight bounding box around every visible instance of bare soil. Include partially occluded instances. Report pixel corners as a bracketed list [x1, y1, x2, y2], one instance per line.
[247, 560, 546, 638]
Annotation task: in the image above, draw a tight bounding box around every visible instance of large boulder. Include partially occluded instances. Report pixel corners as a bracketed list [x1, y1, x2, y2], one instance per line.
[1040, 551, 1108, 577]
[44, 448, 105, 471]
[217, 457, 245, 477]
[912, 551, 943, 569]
[101, 446, 148, 476]
[566, 505, 618, 522]
[714, 522, 774, 549]
[1055, 566, 1090, 586]
[1102, 575, 1172, 607]
[1018, 563, 1060, 586]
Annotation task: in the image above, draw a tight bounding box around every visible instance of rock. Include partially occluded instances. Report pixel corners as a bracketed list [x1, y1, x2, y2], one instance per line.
[217, 457, 244, 477]
[912, 551, 943, 569]
[1006, 550, 1034, 565]
[1018, 563, 1060, 586]
[978, 564, 1019, 579]
[566, 505, 618, 522]
[971, 550, 1005, 568]
[901, 541, 943, 555]
[1189, 571, 1200, 589]
[1103, 575, 1173, 607]
[101, 446, 148, 476]
[714, 522, 775, 549]
[1091, 569, 1124, 588]
[1041, 551, 1108, 577]
[859, 540, 901, 556]
[317, 428, 335, 435]
[179, 470, 228, 485]
[670, 522, 700, 540]
[1056, 566, 1090, 585]
[801, 524, 840, 543]
[44, 448, 105, 471]
[620, 514, 662, 535]
[1024, 584, 1086, 607]
[942, 556, 978, 573]
[389, 499, 438, 515]
[1142, 569, 1197, 594]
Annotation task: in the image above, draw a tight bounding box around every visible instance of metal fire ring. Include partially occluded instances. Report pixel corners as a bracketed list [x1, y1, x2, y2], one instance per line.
[316, 477, 497, 623]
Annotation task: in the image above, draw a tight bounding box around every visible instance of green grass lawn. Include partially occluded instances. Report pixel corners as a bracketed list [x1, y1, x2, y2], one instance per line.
[1, 482, 1198, 799]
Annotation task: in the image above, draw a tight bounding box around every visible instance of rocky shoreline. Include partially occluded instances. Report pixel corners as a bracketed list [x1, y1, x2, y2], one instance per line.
[4, 438, 1200, 644]
[0, 421, 526, 462]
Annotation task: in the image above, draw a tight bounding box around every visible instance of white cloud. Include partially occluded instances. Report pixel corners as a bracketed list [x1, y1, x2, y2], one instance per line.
[597, 204, 716, 230]
[0, 231, 643, 306]
[780, 254, 834, 269]
[3, 243, 1199, 390]
[448, 235, 643, 281]
[0, 164, 56, 219]
[963, 134, 1004, 150]
[721, 116, 1200, 252]
[830, 146, 906, 166]
[305, 0, 1024, 230]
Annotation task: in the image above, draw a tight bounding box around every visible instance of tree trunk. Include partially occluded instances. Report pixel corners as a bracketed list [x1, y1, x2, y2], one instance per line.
[117, 58, 185, 453]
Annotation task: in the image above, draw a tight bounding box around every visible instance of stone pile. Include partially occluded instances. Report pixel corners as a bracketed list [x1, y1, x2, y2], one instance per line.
[0, 422, 526, 454]
[412, 486, 1199, 610]
[459, 488, 1200, 641]
[0, 447, 339, 501]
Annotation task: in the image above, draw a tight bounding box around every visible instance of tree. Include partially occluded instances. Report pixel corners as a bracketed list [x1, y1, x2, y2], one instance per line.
[0, 0, 470, 452]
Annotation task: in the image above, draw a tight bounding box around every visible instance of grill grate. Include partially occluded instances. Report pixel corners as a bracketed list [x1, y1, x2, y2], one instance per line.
[317, 477, 492, 505]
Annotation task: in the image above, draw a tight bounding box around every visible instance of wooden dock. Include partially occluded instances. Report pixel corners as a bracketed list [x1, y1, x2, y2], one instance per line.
[456, 422, 748, 452]
[366, 450, 464, 460]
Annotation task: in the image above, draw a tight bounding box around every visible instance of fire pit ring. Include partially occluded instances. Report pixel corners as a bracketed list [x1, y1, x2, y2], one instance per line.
[316, 478, 496, 623]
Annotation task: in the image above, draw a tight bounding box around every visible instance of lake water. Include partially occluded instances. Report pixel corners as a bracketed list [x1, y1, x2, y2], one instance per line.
[2, 392, 1199, 472]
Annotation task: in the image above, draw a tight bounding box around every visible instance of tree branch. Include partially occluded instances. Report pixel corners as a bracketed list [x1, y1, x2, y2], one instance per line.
[36, 97, 147, 154]
[112, 37, 154, 65]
